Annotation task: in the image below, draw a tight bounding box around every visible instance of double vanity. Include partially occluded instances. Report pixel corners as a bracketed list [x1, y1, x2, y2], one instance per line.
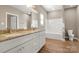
[0, 5, 46, 53]
[0, 29, 45, 53]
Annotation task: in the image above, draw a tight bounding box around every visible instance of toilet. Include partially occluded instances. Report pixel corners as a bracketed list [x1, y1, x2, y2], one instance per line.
[68, 30, 74, 41]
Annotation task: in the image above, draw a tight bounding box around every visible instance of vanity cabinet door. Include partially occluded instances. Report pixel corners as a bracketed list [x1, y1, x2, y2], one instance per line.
[32, 38, 40, 52]
[7, 45, 23, 53]
[39, 31, 45, 48]
[20, 40, 34, 53]
[21, 32, 40, 53]
[21, 34, 40, 53]
[0, 34, 33, 53]
[32, 31, 45, 52]
[7, 38, 36, 53]
[7, 42, 32, 53]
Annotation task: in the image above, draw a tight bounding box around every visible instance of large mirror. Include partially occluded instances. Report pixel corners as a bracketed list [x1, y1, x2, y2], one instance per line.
[31, 9, 39, 29]
[7, 13, 18, 33]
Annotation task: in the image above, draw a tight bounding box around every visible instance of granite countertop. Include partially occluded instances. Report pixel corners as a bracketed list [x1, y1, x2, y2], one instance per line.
[0, 29, 43, 42]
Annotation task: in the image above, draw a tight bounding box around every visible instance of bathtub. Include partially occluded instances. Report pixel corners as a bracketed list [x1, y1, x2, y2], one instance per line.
[45, 18, 65, 41]
[46, 32, 65, 41]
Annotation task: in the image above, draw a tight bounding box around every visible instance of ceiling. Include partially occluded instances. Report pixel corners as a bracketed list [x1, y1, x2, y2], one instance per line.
[63, 5, 77, 9]
[42, 5, 77, 12]
[10, 5, 32, 14]
[10, 5, 77, 14]
[42, 5, 63, 12]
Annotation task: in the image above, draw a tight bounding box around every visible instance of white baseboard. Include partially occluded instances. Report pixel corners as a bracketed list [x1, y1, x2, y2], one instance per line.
[65, 36, 78, 39]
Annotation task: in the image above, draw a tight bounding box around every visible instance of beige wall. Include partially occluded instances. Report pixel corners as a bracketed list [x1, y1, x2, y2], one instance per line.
[48, 10, 63, 19]
[77, 6, 79, 38]
[64, 7, 78, 37]
[0, 5, 30, 30]
[47, 6, 79, 38]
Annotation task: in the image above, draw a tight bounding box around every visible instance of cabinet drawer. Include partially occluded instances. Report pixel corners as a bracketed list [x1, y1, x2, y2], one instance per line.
[7, 39, 34, 53]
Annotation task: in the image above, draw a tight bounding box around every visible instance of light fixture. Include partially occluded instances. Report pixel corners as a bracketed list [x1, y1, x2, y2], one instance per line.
[26, 5, 32, 8]
[26, 5, 32, 16]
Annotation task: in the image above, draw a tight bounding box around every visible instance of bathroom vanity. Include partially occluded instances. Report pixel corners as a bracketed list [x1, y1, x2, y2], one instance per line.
[0, 29, 45, 53]
[0, 5, 46, 53]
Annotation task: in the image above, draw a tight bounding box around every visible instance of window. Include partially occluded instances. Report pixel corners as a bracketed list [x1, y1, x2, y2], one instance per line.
[40, 13, 44, 26]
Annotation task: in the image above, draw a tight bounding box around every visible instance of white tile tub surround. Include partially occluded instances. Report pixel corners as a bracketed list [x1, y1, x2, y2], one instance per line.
[46, 18, 65, 41]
